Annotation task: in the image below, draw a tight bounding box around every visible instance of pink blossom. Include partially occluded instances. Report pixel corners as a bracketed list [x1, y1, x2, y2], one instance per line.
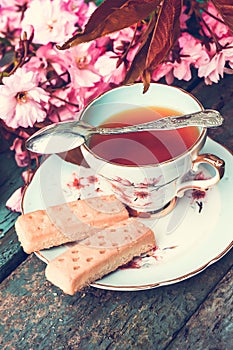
[197, 36, 233, 84]
[10, 137, 30, 167]
[23, 45, 49, 78]
[24, 43, 70, 89]
[173, 60, 194, 81]
[179, 5, 190, 30]
[81, 81, 111, 106]
[0, 68, 49, 128]
[22, 169, 34, 184]
[6, 187, 23, 213]
[110, 27, 135, 54]
[220, 36, 233, 68]
[24, 44, 72, 105]
[0, 2, 23, 35]
[0, 6, 12, 34]
[10, 130, 38, 167]
[5, 162, 35, 213]
[172, 33, 210, 81]
[21, 0, 78, 45]
[153, 33, 210, 83]
[152, 62, 175, 85]
[63, 0, 97, 28]
[48, 86, 85, 122]
[201, 3, 229, 38]
[179, 33, 210, 67]
[198, 50, 225, 84]
[49, 88, 72, 108]
[60, 86, 85, 113]
[20, 24, 34, 41]
[95, 51, 126, 85]
[66, 42, 103, 88]
[0, 0, 27, 5]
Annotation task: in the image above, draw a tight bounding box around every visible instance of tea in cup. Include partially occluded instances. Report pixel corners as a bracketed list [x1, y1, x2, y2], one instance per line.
[79, 83, 224, 214]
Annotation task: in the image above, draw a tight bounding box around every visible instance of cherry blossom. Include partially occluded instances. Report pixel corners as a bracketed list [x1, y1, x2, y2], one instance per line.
[63, 0, 97, 28]
[201, 3, 229, 39]
[197, 35, 233, 84]
[152, 62, 175, 85]
[66, 42, 103, 88]
[0, 2, 23, 35]
[25, 43, 71, 88]
[10, 137, 31, 167]
[5, 168, 34, 213]
[21, 0, 77, 45]
[95, 51, 127, 85]
[173, 33, 210, 81]
[220, 37, 233, 68]
[110, 27, 135, 54]
[179, 5, 190, 30]
[6, 187, 23, 213]
[10, 130, 38, 167]
[48, 86, 85, 123]
[0, 68, 49, 128]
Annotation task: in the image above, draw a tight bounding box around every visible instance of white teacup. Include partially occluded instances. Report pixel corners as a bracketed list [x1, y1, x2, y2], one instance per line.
[79, 83, 224, 214]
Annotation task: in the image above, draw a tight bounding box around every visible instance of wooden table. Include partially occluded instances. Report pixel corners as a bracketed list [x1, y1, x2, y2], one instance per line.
[0, 76, 232, 350]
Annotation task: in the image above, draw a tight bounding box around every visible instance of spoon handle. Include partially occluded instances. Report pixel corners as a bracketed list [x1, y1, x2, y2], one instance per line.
[98, 109, 223, 135]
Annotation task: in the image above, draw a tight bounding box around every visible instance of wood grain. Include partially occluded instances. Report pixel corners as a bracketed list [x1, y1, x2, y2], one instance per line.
[166, 267, 233, 350]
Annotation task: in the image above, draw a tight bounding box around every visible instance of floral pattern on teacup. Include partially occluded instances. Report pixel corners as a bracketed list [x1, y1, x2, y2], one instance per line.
[65, 169, 209, 212]
[101, 174, 179, 210]
[110, 183, 153, 209]
[101, 175, 163, 188]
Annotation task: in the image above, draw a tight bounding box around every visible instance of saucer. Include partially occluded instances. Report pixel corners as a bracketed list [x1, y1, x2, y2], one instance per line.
[23, 137, 233, 291]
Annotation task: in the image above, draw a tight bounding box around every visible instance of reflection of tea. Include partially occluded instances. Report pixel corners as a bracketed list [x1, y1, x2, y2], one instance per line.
[88, 106, 200, 166]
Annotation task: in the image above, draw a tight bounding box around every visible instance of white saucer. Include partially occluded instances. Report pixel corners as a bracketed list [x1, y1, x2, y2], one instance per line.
[23, 137, 233, 291]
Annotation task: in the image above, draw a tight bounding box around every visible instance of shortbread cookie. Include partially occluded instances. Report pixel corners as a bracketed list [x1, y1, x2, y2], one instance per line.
[15, 195, 129, 254]
[45, 218, 156, 295]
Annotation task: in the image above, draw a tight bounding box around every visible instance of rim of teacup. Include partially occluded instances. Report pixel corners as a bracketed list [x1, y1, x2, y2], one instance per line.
[80, 83, 207, 168]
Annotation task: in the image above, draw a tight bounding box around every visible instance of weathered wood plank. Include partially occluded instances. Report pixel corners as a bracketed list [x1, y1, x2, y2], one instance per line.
[166, 267, 233, 350]
[192, 74, 233, 151]
[0, 249, 232, 350]
[0, 149, 22, 235]
[0, 226, 27, 282]
[0, 149, 28, 281]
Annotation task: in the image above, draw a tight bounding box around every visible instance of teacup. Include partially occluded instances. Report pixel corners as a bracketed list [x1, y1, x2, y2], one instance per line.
[79, 83, 224, 214]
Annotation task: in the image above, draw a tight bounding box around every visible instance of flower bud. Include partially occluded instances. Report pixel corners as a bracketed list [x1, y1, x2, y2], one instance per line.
[21, 25, 34, 42]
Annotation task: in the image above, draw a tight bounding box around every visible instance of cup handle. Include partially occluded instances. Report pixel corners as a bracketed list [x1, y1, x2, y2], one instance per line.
[177, 153, 225, 198]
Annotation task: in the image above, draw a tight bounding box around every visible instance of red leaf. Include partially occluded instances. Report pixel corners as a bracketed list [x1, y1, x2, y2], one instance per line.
[123, 16, 157, 86]
[142, 68, 152, 93]
[146, 0, 182, 71]
[211, 0, 233, 32]
[57, 0, 160, 50]
[124, 0, 182, 92]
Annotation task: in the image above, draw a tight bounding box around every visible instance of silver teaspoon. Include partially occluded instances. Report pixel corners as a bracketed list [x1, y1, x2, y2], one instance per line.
[26, 109, 223, 154]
